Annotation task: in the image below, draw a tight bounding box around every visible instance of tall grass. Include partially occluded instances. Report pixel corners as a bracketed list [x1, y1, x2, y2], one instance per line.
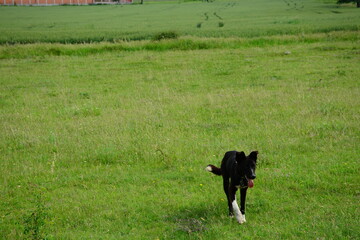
[0, 31, 358, 58]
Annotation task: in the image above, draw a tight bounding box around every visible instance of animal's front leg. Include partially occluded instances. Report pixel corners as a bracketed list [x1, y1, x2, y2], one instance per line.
[240, 188, 248, 223]
[229, 186, 245, 224]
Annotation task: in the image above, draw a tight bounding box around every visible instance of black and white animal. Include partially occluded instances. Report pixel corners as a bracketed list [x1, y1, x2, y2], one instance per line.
[206, 151, 258, 224]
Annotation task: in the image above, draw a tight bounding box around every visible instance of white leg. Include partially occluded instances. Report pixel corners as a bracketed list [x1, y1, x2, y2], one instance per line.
[231, 199, 246, 224]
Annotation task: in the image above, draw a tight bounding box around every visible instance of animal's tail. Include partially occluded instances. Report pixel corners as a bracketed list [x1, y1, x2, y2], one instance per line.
[205, 164, 222, 176]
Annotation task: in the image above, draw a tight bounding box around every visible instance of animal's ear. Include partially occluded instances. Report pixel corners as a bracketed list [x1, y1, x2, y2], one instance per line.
[236, 151, 246, 162]
[249, 151, 258, 161]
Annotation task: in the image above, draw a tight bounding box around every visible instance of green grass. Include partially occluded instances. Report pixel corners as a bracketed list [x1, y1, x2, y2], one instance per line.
[0, 0, 359, 43]
[1, 0, 360, 239]
[1, 32, 359, 239]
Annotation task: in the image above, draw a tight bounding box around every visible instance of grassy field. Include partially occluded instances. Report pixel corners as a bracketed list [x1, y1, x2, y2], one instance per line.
[1, 0, 360, 239]
[0, 0, 359, 43]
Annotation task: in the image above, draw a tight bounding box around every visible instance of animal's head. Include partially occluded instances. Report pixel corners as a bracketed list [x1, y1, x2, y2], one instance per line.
[236, 151, 258, 188]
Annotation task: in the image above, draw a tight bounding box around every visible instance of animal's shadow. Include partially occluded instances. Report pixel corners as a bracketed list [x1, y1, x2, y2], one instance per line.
[165, 201, 224, 234]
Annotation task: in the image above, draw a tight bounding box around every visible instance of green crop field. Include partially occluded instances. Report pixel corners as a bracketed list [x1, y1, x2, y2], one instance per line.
[0, 0, 359, 43]
[0, 0, 359, 239]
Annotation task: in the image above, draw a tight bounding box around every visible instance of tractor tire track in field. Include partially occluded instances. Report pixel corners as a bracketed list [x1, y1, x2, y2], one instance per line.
[196, 2, 235, 29]
[283, 0, 304, 11]
[196, 12, 208, 28]
[213, 12, 223, 20]
[204, 12, 209, 21]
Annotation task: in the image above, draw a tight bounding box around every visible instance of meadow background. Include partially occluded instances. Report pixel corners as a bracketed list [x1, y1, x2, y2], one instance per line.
[0, 0, 360, 43]
[0, 0, 359, 239]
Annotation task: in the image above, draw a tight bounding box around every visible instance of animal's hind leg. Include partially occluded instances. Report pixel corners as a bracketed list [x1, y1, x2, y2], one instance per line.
[222, 176, 233, 217]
